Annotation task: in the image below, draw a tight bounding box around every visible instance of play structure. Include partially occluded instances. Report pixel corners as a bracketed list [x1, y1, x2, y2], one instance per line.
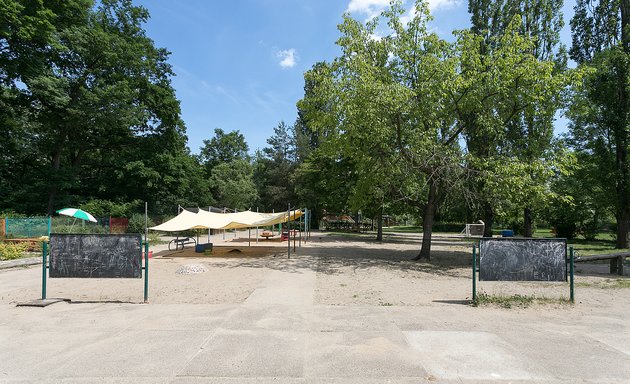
[461, 220, 485, 237]
[151, 207, 311, 257]
[151, 208, 304, 232]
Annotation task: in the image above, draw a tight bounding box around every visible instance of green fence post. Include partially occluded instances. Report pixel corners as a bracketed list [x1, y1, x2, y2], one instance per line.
[570, 246, 575, 304]
[144, 241, 149, 303]
[472, 244, 477, 303]
[42, 241, 47, 300]
[47, 217, 51, 236]
[287, 204, 291, 259]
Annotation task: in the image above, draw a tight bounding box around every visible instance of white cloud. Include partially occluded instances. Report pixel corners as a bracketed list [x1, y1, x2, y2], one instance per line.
[276, 48, 297, 69]
[347, 0, 462, 24]
[346, 0, 389, 19]
[427, 0, 461, 12]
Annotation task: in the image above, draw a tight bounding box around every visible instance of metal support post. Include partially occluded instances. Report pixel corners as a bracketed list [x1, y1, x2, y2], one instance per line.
[472, 244, 477, 303]
[144, 241, 149, 303]
[42, 241, 47, 300]
[570, 246, 575, 304]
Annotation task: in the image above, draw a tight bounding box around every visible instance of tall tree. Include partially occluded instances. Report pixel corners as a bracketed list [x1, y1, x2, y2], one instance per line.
[253, 121, 299, 212]
[199, 128, 249, 174]
[0, 0, 189, 215]
[210, 158, 258, 210]
[295, 62, 341, 227]
[467, 0, 567, 236]
[569, 0, 630, 248]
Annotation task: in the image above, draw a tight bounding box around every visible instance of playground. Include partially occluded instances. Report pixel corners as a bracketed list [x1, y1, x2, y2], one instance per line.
[1, 231, 629, 382]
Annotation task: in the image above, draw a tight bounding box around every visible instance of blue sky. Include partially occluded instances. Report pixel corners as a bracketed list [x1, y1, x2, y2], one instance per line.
[136, 0, 577, 154]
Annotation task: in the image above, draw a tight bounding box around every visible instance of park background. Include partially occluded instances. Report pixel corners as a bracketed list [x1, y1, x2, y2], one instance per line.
[1, 0, 629, 260]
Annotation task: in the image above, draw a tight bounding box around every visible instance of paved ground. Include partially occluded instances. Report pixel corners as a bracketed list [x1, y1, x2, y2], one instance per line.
[1, 233, 629, 383]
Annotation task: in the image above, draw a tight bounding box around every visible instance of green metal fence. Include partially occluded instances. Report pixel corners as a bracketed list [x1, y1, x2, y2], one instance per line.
[4, 217, 51, 238]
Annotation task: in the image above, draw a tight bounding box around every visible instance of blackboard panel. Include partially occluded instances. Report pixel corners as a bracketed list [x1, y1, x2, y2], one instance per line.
[479, 238, 567, 282]
[49, 234, 142, 278]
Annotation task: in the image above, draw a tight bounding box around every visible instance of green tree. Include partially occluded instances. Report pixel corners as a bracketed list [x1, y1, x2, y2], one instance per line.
[0, 0, 189, 215]
[467, 0, 568, 236]
[199, 128, 249, 174]
[253, 122, 300, 212]
[209, 159, 258, 210]
[295, 61, 344, 228]
[569, 0, 630, 248]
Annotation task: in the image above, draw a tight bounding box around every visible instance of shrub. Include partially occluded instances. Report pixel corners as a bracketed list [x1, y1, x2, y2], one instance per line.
[554, 223, 577, 239]
[79, 199, 142, 217]
[147, 231, 165, 244]
[0, 242, 28, 260]
[127, 214, 155, 234]
[578, 220, 599, 241]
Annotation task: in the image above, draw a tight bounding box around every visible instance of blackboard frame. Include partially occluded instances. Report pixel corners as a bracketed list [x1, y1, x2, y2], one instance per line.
[49, 233, 142, 278]
[479, 238, 568, 282]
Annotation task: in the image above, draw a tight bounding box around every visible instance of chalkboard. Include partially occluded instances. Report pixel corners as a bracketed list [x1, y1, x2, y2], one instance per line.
[479, 238, 567, 282]
[49, 234, 142, 278]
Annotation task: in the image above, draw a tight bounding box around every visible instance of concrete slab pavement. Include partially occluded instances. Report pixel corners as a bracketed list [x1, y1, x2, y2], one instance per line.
[1, 251, 630, 383]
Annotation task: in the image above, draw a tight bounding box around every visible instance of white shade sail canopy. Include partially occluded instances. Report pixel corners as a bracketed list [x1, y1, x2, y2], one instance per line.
[150, 209, 303, 232]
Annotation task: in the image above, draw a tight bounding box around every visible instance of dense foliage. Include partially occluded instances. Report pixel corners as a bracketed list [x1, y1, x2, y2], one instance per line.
[1, 0, 628, 257]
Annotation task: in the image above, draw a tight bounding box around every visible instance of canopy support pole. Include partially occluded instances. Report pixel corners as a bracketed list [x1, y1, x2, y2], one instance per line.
[256, 207, 259, 244]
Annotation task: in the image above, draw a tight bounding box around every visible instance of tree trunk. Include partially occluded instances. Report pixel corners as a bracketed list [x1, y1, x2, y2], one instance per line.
[523, 207, 533, 237]
[376, 208, 383, 242]
[46, 151, 62, 216]
[617, 209, 630, 249]
[621, 0, 630, 53]
[615, 3, 630, 248]
[414, 180, 437, 260]
[482, 202, 494, 237]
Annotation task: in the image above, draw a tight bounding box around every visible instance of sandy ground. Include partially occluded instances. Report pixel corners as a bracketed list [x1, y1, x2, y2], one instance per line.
[2, 231, 627, 310]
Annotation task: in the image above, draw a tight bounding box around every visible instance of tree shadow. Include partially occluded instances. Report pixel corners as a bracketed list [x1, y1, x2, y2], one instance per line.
[204, 235, 473, 278]
[432, 299, 472, 305]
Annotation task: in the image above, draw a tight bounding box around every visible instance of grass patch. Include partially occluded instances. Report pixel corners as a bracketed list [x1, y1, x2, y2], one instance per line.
[383, 226, 422, 233]
[576, 278, 630, 289]
[473, 292, 570, 308]
[533, 228, 555, 238]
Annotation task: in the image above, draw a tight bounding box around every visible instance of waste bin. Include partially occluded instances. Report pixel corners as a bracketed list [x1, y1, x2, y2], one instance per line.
[195, 243, 213, 253]
[501, 230, 514, 237]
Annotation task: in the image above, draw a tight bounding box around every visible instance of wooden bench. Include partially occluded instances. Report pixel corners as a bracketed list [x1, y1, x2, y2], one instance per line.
[260, 230, 274, 240]
[168, 237, 196, 251]
[575, 252, 629, 275]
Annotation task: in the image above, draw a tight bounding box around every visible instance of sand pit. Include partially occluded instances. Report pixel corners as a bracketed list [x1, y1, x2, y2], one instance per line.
[1, 231, 627, 310]
[158, 244, 287, 259]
